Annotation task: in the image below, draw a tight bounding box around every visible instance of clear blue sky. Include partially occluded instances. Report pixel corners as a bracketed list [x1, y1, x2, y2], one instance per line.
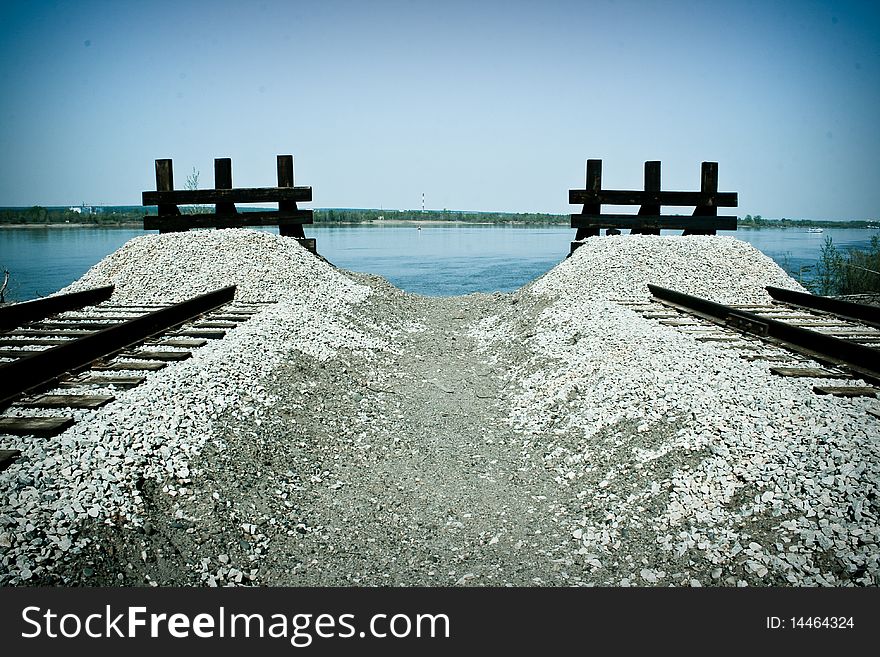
[0, 0, 878, 220]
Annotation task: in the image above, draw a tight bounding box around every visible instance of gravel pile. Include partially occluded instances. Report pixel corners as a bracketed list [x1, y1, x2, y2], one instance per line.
[58, 229, 341, 303]
[471, 236, 879, 585]
[2, 231, 877, 587]
[533, 235, 806, 303]
[0, 230, 394, 585]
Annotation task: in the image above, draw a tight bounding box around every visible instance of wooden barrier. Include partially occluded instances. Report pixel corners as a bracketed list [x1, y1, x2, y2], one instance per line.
[569, 159, 738, 253]
[142, 155, 315, 252]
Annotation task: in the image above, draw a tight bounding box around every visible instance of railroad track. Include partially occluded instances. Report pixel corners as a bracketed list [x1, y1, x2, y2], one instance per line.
[615, 285, 880, 414]
[0, 285, 273, 472]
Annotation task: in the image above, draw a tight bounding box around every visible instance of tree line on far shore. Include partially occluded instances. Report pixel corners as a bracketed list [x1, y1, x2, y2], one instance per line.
[0, 206, 876, 229]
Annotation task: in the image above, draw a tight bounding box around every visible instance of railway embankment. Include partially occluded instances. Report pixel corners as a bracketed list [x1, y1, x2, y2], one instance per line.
[0, 230, 877, 586]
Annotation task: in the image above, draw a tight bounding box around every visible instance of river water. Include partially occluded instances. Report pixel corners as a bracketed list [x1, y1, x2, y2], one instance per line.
[0, 224, 876, 301]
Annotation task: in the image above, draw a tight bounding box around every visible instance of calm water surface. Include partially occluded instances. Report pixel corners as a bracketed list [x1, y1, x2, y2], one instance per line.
[0, 224, 876, 301]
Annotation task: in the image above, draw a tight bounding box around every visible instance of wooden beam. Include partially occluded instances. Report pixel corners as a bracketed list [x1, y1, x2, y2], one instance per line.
[0, 416, 74, 436]
[143, 186, 312, 206]
[155, 338, 208, 347]
[634, 161, 661, 235]
[813, 386, 878, 397]
[685, 162, 720, 236]
[120, 350, 192, 361]
[214, 158, 238, 216]
[770, 367, 845, 378]
[144, 210, 314, 231]
[570, 215, 737, 230]
[155, 159, 181, 218]
[278, 154, 307, 239]
[60, 375, 145, 388]
[0, 339, 70, 347]
[574, 159, 602, 240]
[569, 189, 738, 206]
[174, 329, 226, 338]
[16, 394, 114, 409]
[91, 361, 167, 371]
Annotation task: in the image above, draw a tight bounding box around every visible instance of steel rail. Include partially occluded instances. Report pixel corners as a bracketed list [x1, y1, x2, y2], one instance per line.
[765, 286, 880, 329]
[647, 284, 880, 383]
[0, 286, 114, 330]
[0, 285, 235, 407]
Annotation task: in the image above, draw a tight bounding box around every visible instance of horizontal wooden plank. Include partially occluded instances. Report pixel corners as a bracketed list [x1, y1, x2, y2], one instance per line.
[143, 186, 312, 205]
[193, 321, 239, 328]
[17, 394, 114, 409]
[0, 349, 52, 358]
[0, 338, 70, 347]
[569, 190, 738, 206]
[98, 304, 170, 310]
[0, 416, 74, 436]
[741, 354, 797, 362]
[811, 329, 880, 337]
[121, 350, 192, 361]
[155, 338, 208, 347]
[770, 367, 845, 378]
[6, 329, 96, 337]
[174, 329, 226, 338]
[144, 210, 314, 230]
[813, 385, 878, 397]
[60, 375, 145, 388]
[32, 321, 122, 330]
[0, 449, 21, 472]
[570, 215, 737, 230]
[92, 361, 167, 371]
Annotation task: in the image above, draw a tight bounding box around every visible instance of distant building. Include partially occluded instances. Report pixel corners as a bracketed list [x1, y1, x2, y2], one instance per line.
[69, 206, 82, 214]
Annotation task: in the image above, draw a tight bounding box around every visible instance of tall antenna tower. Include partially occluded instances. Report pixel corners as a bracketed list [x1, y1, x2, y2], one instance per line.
[422, 192, 425, 212]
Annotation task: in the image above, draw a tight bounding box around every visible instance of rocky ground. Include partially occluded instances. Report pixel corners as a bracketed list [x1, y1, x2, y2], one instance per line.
[0, 231, 877, 587]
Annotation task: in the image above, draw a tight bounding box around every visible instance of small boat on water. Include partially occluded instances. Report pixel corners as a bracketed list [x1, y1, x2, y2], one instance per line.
[807, 228, 824, 233]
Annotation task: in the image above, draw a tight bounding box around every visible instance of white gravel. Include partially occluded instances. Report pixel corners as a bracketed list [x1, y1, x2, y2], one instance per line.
[57, 229, 341, 303]
[0, 229, 392, 585]
[472, 235, 879, 585]
[2, 231, 877, 587]
[537, 234, 806, 303]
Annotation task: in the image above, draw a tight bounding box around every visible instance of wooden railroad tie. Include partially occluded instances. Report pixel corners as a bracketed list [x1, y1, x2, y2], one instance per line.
[569, 159, 738, 254]
[142, 155, 316, 253]
[770, 367, 846, 378]
[813, 386, 878, 398]
[0, 416, 75, 437]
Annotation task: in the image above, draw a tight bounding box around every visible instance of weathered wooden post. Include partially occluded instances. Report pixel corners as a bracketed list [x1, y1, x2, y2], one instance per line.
[214, 158, 238, 217]
[277, 155, 304, 239]
[276, 155, 316, 252]
[633, 161, 661, 236]
[683, 162, 718, 236]
[155, 159, 181, 233]
[574, 159, 602, 241]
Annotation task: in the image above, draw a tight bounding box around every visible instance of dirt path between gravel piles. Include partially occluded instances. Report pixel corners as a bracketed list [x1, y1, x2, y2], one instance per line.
[54, 286, 608, 586]
[251, 293, 586, 586]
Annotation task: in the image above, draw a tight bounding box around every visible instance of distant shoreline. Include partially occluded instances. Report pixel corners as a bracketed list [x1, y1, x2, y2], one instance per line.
[1, 220, 878, 230]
